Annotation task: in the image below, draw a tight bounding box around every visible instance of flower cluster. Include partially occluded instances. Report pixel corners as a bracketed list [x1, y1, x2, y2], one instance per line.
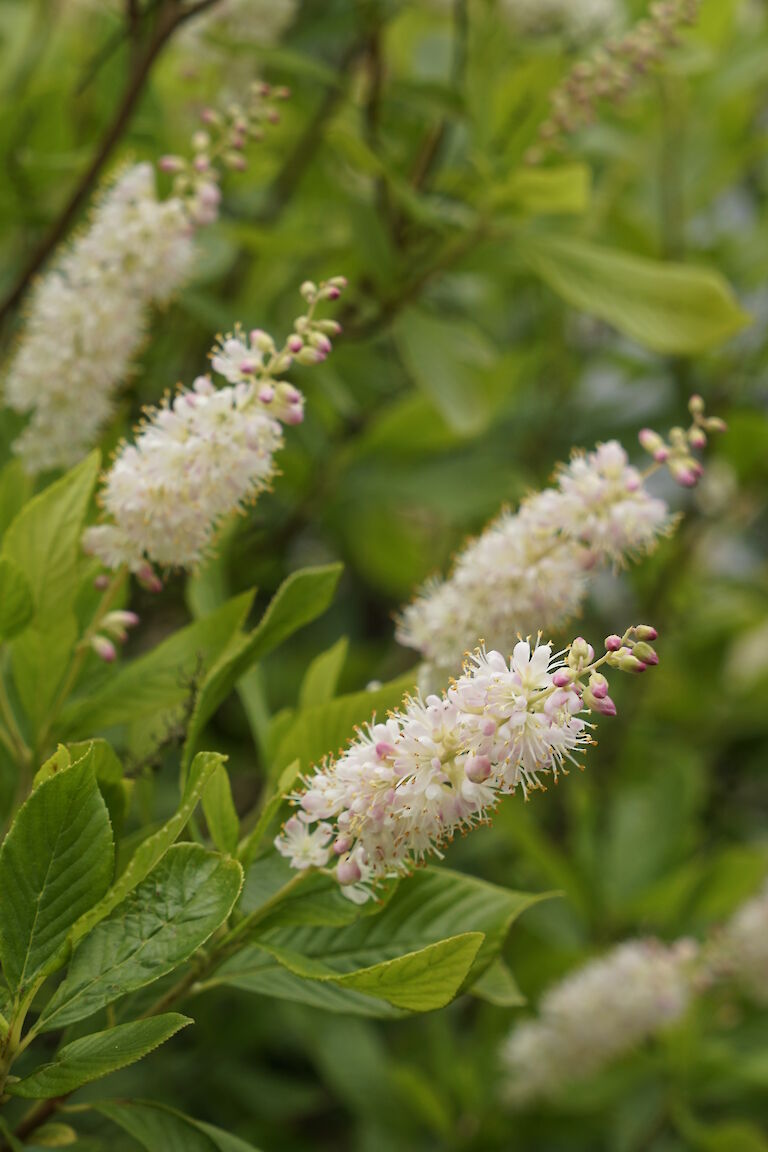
[4, 165, 194, 473]
[502, 0, 622, 43]
[708, 882, 768, 1006]
[397, 439, 670, 677]
[276, 628, 658, 903]
[398, 403, 724, 681]
[502, 938, 698, 1105]
[82, 278, 345, 580]
[4, 87, 286, 474]
[526, 0, 699, 165]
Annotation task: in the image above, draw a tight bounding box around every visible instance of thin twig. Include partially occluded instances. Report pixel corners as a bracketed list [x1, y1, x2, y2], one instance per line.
[0, 0, 222, 328]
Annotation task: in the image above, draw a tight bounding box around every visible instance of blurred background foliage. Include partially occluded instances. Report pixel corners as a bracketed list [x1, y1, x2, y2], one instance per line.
[0, 0, 767, 1149]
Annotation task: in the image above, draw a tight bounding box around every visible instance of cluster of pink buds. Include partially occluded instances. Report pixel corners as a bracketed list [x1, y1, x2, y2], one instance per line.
[526, 0, 699, 164]
[553, 625, 659, 718]
[639, 395, 726, 488]
[87, 610, 140, 664]
[159, 81, 290, 225]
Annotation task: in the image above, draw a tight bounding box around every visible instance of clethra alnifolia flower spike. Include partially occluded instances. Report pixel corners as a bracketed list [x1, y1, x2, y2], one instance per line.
[276, 628, 659, 903]
[82, 279, 345, 575]
[398, 439, 671, 680]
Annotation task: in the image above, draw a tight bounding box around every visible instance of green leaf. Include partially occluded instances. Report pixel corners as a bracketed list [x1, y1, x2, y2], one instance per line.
[66, 738, 127, 836]
[274, 672, 417, 774]
[393, 309, 497, 433]
[58, 593, 254, 736]
[213, 867, 544, 1016]
[469, 957, 525, 1007]
[39, 844, 242, 1030]
[3, 453, 100, 729]
[0, 558, 33, 641]
[202, 763, 239, 855]
[181, 564, 343, 771]
[492, 164, 591, 215]
[69, 752, 224, 947]
[263, 932, 484, 1012]
[94, 1100, 263, 1152]
[9, 1014, 190, 1099]
[520, 233, 749, 354]
[0, 756, 113, 992]
[299, 636, 349, 708]
[25, 1122, 78, 1147]
[0, 460, 32, 541]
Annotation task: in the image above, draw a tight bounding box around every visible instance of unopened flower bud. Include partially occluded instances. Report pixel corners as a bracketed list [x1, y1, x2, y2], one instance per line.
[102, 610, 139, 633]
[308, 332, 332, 354]
[315, 319, 342, 336]
[224, 151, 247, 171]
[159, 155, 185, 174]
[583, 687, 617, 716]
[634, 625, 658, 641]
[638, 428, 666, 457]
[250, 329, 275, 354]
[94, 574, 111, 591]
[270, 352, 294, 374]
[705, 416, 727, 434]
[632, 641, 658, 665]
[605, 634, 623, 651]
[589, 673, 609, 699]
[688, 394, 705, 416]
[91, 634, 117, 663]
[688, 428, 707, 449]
[568, 637, 595, 669]
[296, 346, 324, 366]
[300, 281, 317, 302]
[669, 457, 700, 488]
[137, 563, 163, 593]
[200, 107, 221, 126]
[287, 334, 304, 354]
[552, 669, 572, 688]
[328, 276, 348, 289]
[618, 652, 647, 673]
[337, 856, 362, 886]
[465, 755, 492, 783]
[192, 130, 211, 152]
[333, 836, 353, 855]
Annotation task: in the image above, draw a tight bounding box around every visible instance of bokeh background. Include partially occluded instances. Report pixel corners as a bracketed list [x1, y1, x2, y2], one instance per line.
[1, 0, 767, 1148]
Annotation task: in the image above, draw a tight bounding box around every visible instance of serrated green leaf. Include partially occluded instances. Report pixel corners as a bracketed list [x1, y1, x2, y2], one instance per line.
[213, 867, 545, 1015]
[264, 931, 484, 1011]
[69, 752, 224, 947]
[274, 672, 417, 775]
[57, 593, 254, 737]
[520, 233, 749, 354]
[181, 564, 343, 771]
[0, 557, 33, 640]
[39, 844, 242, 1030]
[2, 453, 100, 730]
[66, 738, 127, 836]
[0, 756, 114, 992]
[9, 1014, 190, 1099]
[202, 764, 239, 855]
[299, 636, 349, 708]
[94, 1100, 263, 1152]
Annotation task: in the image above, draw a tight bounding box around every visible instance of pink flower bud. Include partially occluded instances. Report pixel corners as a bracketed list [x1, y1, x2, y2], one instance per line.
[258, 384, 275, 404]
[653, 447, 670, 463]
[552, 670, 571, 687]
[482, 718, 497, 737]
[337, 856, 362, 886]
[91, 635, 116, 663]
[605, 634, 623, 651]
[333, 836, 352, 856]
[689, 428, 707, 449]
[283, 404, 304, 426]
[239, 358, 259, 375]
[287, 335, 304, 354]
[159, 155, 185, 173]
[589, 673, 609, 699]
[632, 641, 658, 666]
[137, 564, 163, 593]
[94, 574, 111, 591]
[465, 755, 492, 783]
[634, 625, 658, 641]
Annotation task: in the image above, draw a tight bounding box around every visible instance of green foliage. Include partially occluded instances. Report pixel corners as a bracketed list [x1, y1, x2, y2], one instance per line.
[39, 844, 242, 1030]
[95, 1100, 262, 1152]
[0, 752, 113, 992]
[8, 1014, 190, 1098]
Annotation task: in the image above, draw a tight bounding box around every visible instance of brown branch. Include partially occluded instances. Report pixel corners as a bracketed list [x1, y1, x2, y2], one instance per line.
[0, 0, 222, 328]
[13, 1095, 64, 1142]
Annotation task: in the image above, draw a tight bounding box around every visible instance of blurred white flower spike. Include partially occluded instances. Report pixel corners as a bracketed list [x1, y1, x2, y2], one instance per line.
[501, 937, 698, 1105]
[276, 626, 660, 903]
[82, 277, 345, 580]
[4, 83, 289, 473]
